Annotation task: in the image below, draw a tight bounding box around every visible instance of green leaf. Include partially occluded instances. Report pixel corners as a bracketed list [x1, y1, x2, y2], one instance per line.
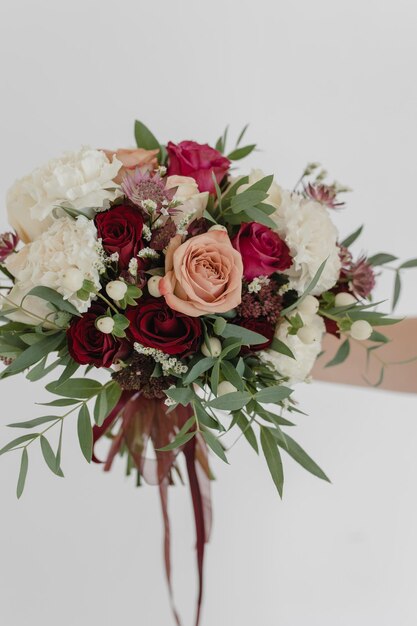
[40, 436, 63, 476]
[281, 259, 327, 316]
[210, 360, 220, 394]
[392, 272, 401, 311]
[244, 206, 276, 228]
[0, 434, 38, 456]
[369, 330, 389, 343]
[57, 357, 79, 383]
[46, 378, 102, 399]
[227, 144, 256, 160]
[16, 449, 29, 499]
[183, 357, 215, 385]
[367, 253, 398, 266]
[134, 119, 162, 157]
[340, 225, 363, 248]
[325, 339, 350, 367]
[77, 404, 92, 463]
[277, 434, 330, 482]
[221, 323, 267, 345]
[255, 385, 293, 404]
[93, 381, 122, 426]
[235, 123, 249, 147]
[220, 360, 245, 391]
[399, 258, 417, 269]
[260, 426, 284, 497]
[230, 190, 268, 213]
[0, 332, 64, 377]
[164, 386, 194, 406]
[7, 415, 59, 429]
[158, 431, 195, 451]
[270, 337, 295, 359]
[37, 398, 80, 407]
[202, 429, 228, 463]
[213, 317, 227, 335]
[234, 412, 258, 453]
[247, 175, 274, 193]
[24, 286, 81, 317]
[194, 399, 223, 430]
[208, 391, 252, 412]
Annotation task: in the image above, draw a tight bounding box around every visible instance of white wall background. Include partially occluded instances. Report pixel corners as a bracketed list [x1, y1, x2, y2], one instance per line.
[0, 1, 416, 624]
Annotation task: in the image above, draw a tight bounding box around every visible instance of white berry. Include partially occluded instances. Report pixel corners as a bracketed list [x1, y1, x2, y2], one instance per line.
[106, 280, 127, 301]
[208, 225, 227, 232]
[297, 325, 321, 345]
[350, 319, 372, 341]
[62, 267, 84, 292]
[335, 292, 356, 307]
[96, 317, 115, 334]
[217, 380, 237, 396]
[201, 337, 222, 357]
[148, 275, 163, 298]
[298, 295, 319, 317]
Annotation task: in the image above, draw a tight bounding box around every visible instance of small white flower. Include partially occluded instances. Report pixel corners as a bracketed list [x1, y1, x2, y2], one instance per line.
[128, 258, 138, 276]
[142, 225, 152, 241]
[247, 276, 270, 294]
[142, 199, 157, 212]
[137, 247, 159, 259]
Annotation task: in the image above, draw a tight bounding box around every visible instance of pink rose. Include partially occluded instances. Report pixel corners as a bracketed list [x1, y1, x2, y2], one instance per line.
[232, 222, 292, 281]
[103, 148, 159, 183]
[166, 140, 230, 194]
[159, 230, 243, 317]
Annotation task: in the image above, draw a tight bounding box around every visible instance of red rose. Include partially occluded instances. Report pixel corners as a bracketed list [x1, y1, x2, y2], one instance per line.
[237, 317, 274, 352]
[232, 222, 292, 281]
[126, 298, 201, 356]
[67, 307, 123, 368]
[166, 140, 230, 194]
[95, 204, 144, 269]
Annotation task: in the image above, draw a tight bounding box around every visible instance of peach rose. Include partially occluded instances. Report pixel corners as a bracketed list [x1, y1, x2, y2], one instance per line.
[103, 148, 159, 183]
[159, 230, 243, 317]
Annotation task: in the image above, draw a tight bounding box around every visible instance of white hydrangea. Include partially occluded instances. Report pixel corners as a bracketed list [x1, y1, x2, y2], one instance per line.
[270, 190, 341, 295]
[259, 313, 325, 384]
[6, 147, 122, 243]
[4, 216, 102, 323]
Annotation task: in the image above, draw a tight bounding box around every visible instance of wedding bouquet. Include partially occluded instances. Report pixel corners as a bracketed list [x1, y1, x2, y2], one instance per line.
[1, 121, 414, 625]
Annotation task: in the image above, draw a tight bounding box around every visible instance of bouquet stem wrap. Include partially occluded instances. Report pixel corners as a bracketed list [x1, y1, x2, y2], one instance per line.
[92, 392, 212, 626]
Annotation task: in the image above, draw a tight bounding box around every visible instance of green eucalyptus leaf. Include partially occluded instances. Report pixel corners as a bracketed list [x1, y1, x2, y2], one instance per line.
[221, 323, 267, 345]
[7, 415, 59, 429]
[270, 338, 295, 359]
[392, 272, 401, 311]
[0, 332, 64, 378]
[40, 436, 63, 477]
[399, 258, 417, 269]
[367, 253, 398, 266]
[220, 360, 245, 391]
[0, 434, 38, 456]
[46, 378, 102, 399]
[183, 357, 215, 385]
[280, 259, 327, 316]
[325, 339, 350, 367]
[202, 429, 228, 463]
[277, 434, 330, 482]
[227, 144, 256, 160]
[208, 391, 251, 411]
[157, 431, 195, 451]
[77, 404, 92, 463]
[255, 385, 293, 404]
[260, 426, 283, 497]
[16, 449, 29, 499]
[134, 119, 162, 160]
[164, 386, 194, 406]
[25, 286, 81, 316]
[340, 225, 363, 248]
[234, 412, 258, 453]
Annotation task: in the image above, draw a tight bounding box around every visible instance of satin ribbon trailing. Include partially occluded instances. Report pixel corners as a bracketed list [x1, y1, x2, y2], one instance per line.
[92, 392, 212, 626]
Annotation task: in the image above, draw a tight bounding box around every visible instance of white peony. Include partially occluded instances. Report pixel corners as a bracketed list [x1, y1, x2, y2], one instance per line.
[7, 147, 122, 243]
[3, 216, 103, 324]
[259, 312, 325, 384]
[166, 175, 208, 224]
[270, 190, 341, 295]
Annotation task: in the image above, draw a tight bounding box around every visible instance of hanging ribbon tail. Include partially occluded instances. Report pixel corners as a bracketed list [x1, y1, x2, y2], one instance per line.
[92, 390, 134, 464]
[184, 434, 210, 626]
[159, 479, 182, 626]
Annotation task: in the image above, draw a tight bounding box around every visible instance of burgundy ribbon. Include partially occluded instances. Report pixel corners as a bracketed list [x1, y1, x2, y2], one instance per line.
[92, 393, 212, 626]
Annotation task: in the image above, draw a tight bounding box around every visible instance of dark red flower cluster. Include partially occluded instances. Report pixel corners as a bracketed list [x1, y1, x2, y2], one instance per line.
[236, 280, 283, 325]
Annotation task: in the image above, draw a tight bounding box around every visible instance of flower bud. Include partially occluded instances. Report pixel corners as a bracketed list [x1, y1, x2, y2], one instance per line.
[62, 267, 84, 292]
[201, 337, 222, 357]
[96, 317, 115, 334]
[335, 292, 356, 307]
[147, 275, 163, 298]
[106, 280, 127, 301]
[208, 225, 227, 232]
[350, 319, 372, 341]
[297, 325, 321, 345]
[298, 295, 319, 317]
[217, 380, 237, 396]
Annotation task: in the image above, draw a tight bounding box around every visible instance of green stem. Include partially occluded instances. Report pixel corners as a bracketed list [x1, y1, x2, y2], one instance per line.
[1, 294, 62, 330]
[96, 292, 119, 315]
